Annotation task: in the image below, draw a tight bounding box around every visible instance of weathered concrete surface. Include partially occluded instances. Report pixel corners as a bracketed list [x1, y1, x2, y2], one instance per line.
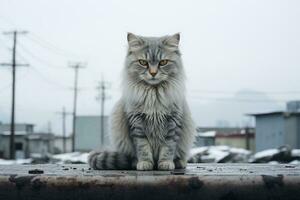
[0, 164, 299, 200]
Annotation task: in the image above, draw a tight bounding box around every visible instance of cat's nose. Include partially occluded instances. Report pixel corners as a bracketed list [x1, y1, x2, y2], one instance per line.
[149, 67, 158, 77]
[150, 71, 157, 77]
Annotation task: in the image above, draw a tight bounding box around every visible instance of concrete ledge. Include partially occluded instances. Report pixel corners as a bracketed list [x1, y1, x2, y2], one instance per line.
[0, 164, 299, 200]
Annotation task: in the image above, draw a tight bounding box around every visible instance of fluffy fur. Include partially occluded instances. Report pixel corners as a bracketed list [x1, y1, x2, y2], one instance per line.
[89, 33, 195, 170]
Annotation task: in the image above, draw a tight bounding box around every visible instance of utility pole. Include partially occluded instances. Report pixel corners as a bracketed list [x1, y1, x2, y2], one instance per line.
[244, 117, 253, 151]
[96, 78, 110, 147]
[245, 127, 250, 150]
[56, 107, 72, 153]
[69, 63, 85, 152]
[0, 30, 28, 159]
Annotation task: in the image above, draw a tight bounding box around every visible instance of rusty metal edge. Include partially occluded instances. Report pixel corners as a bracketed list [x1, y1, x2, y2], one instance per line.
[0, 173, 299, 200]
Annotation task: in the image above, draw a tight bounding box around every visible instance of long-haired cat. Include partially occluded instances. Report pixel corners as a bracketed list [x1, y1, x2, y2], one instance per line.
[88, 33, 194, 170]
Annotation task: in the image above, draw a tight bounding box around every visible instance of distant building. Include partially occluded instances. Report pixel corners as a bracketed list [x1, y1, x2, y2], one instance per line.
[215, 129, 255, 152]
[0, 123, 34, 158]
[0, 123, 56, 159]
[26, 133, 55, 157]
[249, 101, 300, 152]
[287, 101, 300, 112]
[75, 116, 109, 152]
[0, 123, 34, 135]
[194, 131, 216, 147]
[195, 127, 255, 151]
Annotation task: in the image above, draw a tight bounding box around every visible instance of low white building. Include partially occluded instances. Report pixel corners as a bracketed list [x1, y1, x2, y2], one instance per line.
[0, 123, 56, 159]
[26, 133, 55, 157]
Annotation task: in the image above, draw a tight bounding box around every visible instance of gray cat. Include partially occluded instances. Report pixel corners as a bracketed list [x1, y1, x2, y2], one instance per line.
[88, 33, 194, 170]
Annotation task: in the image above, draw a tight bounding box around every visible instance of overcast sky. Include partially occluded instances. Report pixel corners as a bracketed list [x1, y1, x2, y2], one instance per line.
[0, 0, 299, 134]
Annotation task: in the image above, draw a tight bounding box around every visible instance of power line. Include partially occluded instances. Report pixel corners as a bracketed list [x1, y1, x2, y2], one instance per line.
[0, 70, 31, 95]
[0, 37, 12, 63]
[96, 77, 111, 147]
[17, 41, 66, 69]
[25, 33, 81, 59]
[17, 40, 300, 100]
[0, 84, 12, 94]
[15, 50, 72, 90]
[0, 30, 29, 159]
[69, 62, 86, 152]
[0, 15, 81, 60]
[16, 49, 82, 90]
[0, 37, 11, 51]
[29, 66, 71, 90]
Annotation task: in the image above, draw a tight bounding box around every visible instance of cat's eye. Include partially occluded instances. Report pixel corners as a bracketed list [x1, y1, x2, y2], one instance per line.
[138, 59, 148, 67]
[159, 59, 168, 66]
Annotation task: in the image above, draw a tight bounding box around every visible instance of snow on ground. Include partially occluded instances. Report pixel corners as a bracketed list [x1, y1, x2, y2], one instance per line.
[190, 145, 250, 163]
[230, 147, 251, 155]
[190, 147, 208, 155]
[0, 158, 32, 165]
[0, 152, 89, 165]
[0, 159, 15, 165]
[289, 160, 300, 165]
[292, 149, 300, 157]
[254, 149, 279, 159]
[52, 152, 89, 163]
[196, 131, 216, 137]
[208, 148, 230, 162]
[268, 161, 279, 164]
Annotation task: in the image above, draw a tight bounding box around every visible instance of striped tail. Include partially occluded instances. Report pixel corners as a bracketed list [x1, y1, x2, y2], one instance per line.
[88, 151, 133, 170]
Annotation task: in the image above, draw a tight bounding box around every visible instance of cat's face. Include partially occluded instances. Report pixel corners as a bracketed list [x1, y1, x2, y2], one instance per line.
[126, 33, 182, 86]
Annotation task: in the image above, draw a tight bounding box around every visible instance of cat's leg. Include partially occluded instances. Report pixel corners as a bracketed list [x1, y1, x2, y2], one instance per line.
[158, 119, 177, 170]
[132, 136, 154, 170]
[129, 115, 154, 171]
[158, 141, 177, 170]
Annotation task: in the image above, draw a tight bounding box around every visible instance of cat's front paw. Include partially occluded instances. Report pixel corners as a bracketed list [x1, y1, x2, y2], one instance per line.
[158, 160, 175, 171]
[136, 161, 154, 171]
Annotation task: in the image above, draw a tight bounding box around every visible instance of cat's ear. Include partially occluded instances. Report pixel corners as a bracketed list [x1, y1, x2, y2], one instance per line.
[163, 33, 180, 51]
[127, 32, 144, 51]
